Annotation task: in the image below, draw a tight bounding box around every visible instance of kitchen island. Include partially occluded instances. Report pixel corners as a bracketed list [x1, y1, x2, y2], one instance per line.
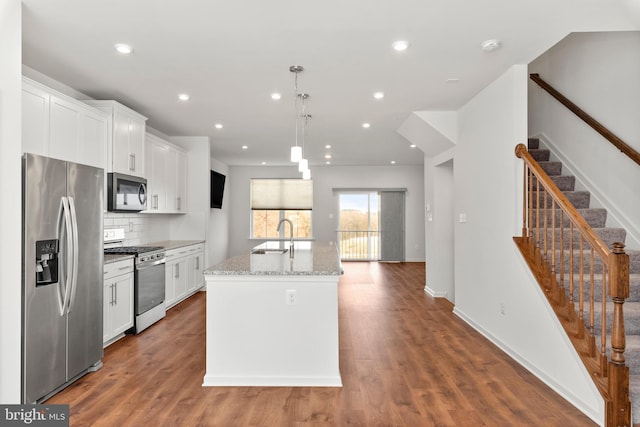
[203, 241, 343, 387]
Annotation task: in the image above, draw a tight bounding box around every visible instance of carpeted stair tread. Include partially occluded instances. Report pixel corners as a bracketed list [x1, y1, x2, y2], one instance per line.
[557, 249, 640, 274]
[588, 301, 640, 334]
[529, 148, 550, 162]
[538, 161, 562, 176]
[538, 227, 626, 249]
[531, 208, 606, 228]
[561, 274, 640, 303]
[532, 175, 575, 191]
[621, 335, 640, 375]
[528, 138, 540, 149]
[630, 375, 640, 423]
[531, 190, 591, 209]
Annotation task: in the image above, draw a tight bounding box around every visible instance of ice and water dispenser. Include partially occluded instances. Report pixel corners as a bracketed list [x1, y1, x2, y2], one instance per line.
[35, 239, 59, 285]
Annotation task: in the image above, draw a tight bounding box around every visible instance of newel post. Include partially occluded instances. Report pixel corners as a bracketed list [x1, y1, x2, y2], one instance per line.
[607, 242, 631, 427]
[514, 144, 528, 239]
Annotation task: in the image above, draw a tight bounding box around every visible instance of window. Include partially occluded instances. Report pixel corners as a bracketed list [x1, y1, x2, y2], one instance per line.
[250, 179, 313, 239]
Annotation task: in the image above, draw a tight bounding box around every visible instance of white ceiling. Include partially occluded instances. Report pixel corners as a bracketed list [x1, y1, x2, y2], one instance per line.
[21, 0, 635, 167]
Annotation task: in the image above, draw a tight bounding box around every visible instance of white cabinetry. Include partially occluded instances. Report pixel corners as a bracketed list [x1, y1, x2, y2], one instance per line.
[22, 77, 109, 170]
[164, 243, 205, 309]
[85, 100, 147, 178]
[145, 134, 188, 214]
[103, 259, 134, 347]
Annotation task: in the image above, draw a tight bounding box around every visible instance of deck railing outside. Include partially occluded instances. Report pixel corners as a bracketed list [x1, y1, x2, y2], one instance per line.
[337, 230, 380, 260]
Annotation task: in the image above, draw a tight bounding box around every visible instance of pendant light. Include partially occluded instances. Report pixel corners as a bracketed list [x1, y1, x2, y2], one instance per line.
[289, 66, 303, 163]
[299, 94, 311, 179]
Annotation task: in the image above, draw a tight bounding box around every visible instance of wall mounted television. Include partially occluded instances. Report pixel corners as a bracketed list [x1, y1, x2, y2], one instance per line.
[210, 170, 226, 209]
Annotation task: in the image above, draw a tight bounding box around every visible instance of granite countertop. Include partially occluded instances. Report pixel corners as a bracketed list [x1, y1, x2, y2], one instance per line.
[204, 241, 343, 276]
[104, 253, 134, 264]
[145, 240, 204, 251]
[104, 240, 203, 265]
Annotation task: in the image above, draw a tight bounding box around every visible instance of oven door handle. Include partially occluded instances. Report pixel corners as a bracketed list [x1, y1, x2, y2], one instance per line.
[136, 258, 166, 270]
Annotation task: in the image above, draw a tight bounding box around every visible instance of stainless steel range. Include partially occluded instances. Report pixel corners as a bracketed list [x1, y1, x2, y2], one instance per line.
[104, 229, 166, 333]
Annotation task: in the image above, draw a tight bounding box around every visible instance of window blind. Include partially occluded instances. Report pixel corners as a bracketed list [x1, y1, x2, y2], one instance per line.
[250, 179, 313, 210]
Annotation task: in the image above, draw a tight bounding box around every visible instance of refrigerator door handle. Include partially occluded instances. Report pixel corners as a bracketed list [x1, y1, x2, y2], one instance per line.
[66, 197, 80, 313]
[59, 196, 73, 316]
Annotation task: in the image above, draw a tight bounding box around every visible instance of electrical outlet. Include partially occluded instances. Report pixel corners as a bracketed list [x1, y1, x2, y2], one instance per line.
[500, 303, 506, 316]
[286, 289, 297, 305]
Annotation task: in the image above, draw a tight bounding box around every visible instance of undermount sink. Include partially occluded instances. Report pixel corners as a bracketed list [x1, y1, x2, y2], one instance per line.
[251, 248, 289, 255]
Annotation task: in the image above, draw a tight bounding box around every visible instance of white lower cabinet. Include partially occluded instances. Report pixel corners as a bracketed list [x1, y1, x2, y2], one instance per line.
[103, 259, 134, 347]
[164, 243, 205, 309]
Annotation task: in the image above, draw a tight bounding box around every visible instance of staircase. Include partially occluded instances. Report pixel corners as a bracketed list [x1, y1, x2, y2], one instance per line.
[527, 137, 640, 425]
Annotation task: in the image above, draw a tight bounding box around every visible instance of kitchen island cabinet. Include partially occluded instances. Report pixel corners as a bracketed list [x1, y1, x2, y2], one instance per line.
[203, 241, 343, 387]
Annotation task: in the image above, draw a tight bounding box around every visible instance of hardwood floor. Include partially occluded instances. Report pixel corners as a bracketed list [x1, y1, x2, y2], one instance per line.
[48, 262, 595, 426]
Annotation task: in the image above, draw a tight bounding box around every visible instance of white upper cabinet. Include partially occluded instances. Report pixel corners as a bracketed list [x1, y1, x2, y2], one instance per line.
[144, 133, 188, 214]
[22, 81, 50, 156]
[85, 100, 147, 178]
[22, 77, 108, 170]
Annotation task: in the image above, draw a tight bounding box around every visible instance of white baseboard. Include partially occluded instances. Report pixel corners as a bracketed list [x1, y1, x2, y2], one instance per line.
[202, 375, 343, 387]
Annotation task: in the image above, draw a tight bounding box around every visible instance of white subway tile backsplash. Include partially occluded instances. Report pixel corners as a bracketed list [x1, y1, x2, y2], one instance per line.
[104, 212, 171, 246]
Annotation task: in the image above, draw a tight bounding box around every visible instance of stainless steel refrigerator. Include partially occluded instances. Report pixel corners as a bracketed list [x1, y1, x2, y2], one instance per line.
[22, 153, 104, 403]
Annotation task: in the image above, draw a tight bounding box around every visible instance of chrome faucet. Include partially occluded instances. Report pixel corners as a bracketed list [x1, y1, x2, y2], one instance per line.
[276, 219, 294, 258]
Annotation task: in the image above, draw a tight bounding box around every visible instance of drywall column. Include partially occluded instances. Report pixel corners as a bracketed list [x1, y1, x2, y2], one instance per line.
[0, 0, 23, 403]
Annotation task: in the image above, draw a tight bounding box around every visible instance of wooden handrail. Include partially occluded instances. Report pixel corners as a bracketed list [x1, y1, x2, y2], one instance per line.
[530, 74, 640, 167]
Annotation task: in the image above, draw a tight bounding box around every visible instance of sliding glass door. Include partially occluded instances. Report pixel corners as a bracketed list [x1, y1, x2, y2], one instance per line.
[337, 192, 380, 260]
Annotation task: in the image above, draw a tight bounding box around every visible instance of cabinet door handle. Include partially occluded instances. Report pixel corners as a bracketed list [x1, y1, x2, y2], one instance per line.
[114, 283, 118, 304]
[175, 263, 180, 279]
[154, 194, 159, 210]
[110, 283, 115, 305]
[176, 196, 181, 211]
[195, 257, 199, 270]
[118, 266, 130, 271]
[129, 153, 136, 171]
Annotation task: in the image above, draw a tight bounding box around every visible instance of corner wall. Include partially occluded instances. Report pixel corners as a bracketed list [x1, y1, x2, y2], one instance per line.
[0, 0, 23, 403]
[451, 65, 603, 422]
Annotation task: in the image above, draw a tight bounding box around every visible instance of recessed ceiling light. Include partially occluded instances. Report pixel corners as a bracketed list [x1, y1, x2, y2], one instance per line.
[392, 41, 409, 52]
[215, 123, 223, 129]
[178, 93, 190, 101]
[241, 145, 248, 150]
[324, 154, 332, 159]
[390, 160, 396, 165]
[362, 123, 371, 129]
[373, 92, 385, 100]
[271, 93, 282, 100]
[481, 39, 502, 52]
[410, 144, 417, 148]
[114, 44, 133, 54]
[261, 161, 267, 165]
[446, 78, 460, 83]
[326, 161, 331, 165]
[325, 144, 331, 149]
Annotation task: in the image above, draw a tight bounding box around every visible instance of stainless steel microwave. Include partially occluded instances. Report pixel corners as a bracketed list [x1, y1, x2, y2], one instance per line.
[107, 173, 147, 212]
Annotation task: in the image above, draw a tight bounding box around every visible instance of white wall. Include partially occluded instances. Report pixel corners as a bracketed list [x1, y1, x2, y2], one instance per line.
[207, 158, 230, 267]
[529, 31, 640, 248]
[451, 65, 603, 423]
[226, 164, 425, 261]
[424, 153, 455, 301]
[0, 0, 22, 403]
